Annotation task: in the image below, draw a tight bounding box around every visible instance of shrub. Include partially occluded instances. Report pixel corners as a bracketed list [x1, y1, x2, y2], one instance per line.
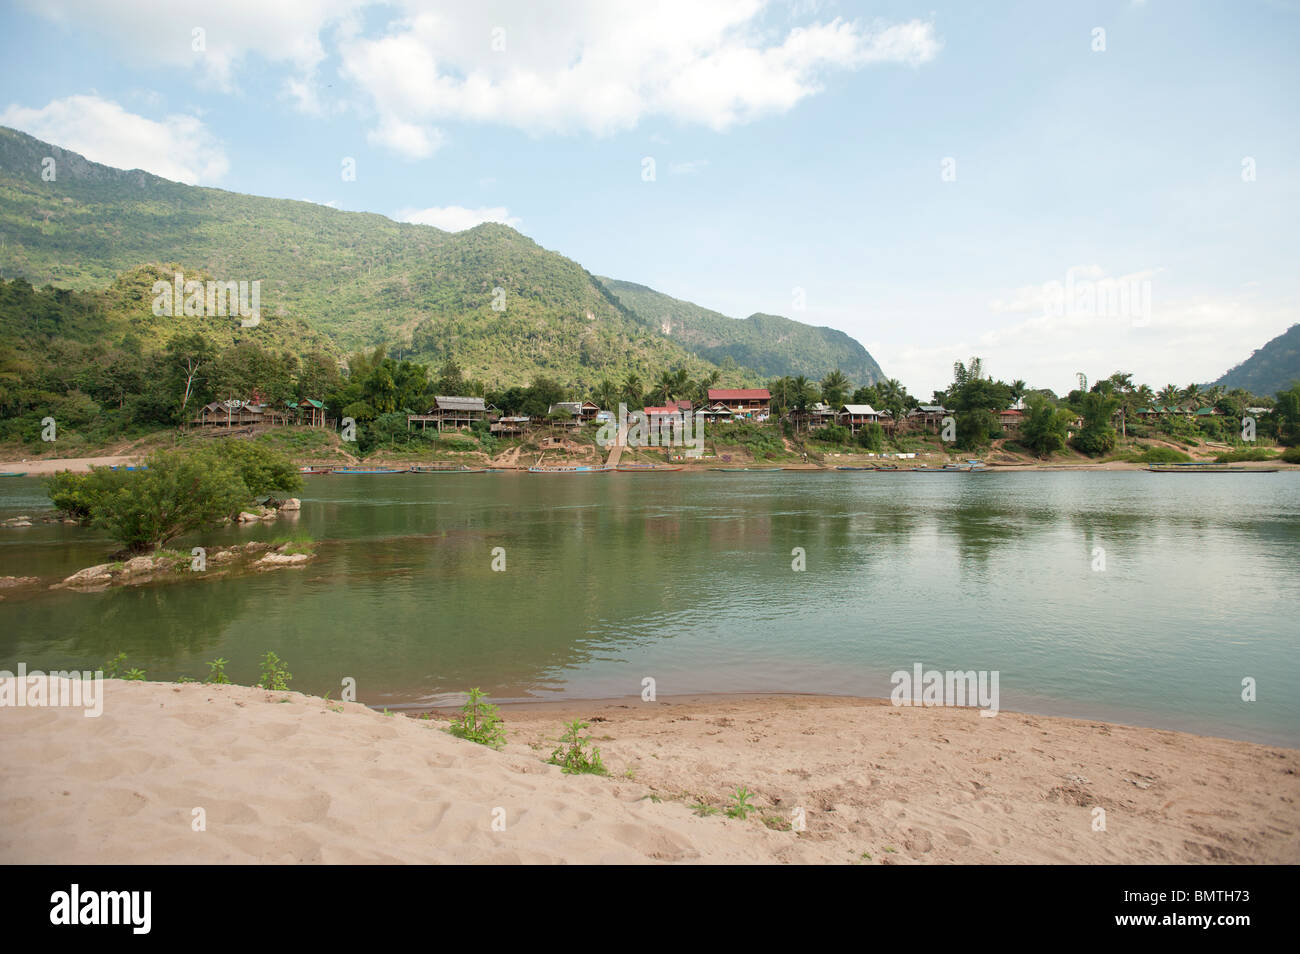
[1281, 446, 1300, 463]
[448, 687, 506, 749]
[205, 658, 231, 684]
[548, 719, 607, 775]
[1214, 447, 1277, 463]
[45, 442, 300, 553]
[258, 651, 292, 691]
[1131, 446, 1192, 464]
[856, 423, 885, 452]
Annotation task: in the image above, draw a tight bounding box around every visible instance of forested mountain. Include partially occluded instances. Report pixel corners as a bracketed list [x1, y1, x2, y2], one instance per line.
[1214, 324, 1300, 396]
[0, 125, 879, 389]
[599, 278, 885, 386]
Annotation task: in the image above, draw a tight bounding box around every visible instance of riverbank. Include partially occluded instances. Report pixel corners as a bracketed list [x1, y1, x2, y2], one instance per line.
[1, 682, 1294, 864]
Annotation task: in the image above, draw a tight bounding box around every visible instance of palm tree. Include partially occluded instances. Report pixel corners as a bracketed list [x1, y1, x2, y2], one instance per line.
[622, 372, 643, 408]
[1157, 384, 1180, 407]
[1009, 379, 1027, 403]
[593, 378, 618, 411]
[1181, 383, 1204, 408]
[652, 371, 675, 404]
[820, 369, 850, 408]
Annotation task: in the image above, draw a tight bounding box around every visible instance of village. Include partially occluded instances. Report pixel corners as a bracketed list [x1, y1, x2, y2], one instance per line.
[180, 378, 1286, 475]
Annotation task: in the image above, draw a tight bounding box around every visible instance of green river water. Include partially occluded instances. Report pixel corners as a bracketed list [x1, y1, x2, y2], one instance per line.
[1, 470, 1297, 745]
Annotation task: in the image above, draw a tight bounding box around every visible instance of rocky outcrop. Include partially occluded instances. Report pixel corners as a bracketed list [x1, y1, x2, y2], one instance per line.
[51, 542, 317, 591]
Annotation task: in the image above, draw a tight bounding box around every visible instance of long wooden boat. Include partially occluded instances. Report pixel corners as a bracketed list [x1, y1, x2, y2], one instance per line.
[409, 464, 487, 474]
[298, 465, 333, 475]
[330, 467, 406, 475]
[616, 463, 682, 472]
[835, 465, 877, 471]
[1147, 463, 1279, 473]
[713, 467, 783, 473]
[527, 464, 613, 474]
[0, 471, 26, 477]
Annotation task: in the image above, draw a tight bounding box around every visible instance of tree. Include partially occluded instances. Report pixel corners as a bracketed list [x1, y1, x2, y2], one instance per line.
[820, 369, 850, 408]
[1274, 383, 1300, 445]
[592, 378, 619, 411]
[1019, 395, 1071, 458]
[49, 451, 246, 553]
[621, 372, 643, 408]
[1071, 391, 1119, 456]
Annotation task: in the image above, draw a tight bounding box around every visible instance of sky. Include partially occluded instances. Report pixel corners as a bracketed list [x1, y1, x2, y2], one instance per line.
[1, 0, 1297, 399]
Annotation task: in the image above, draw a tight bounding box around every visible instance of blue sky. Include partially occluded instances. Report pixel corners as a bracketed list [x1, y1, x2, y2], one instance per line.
[2, 0, 1297, 398]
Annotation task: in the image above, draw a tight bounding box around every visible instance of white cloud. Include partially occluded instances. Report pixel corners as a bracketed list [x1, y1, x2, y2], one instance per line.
[19, 0, 357, 102]
[366, 117, 444, 159]
[0, 94, 229, 184]
[339, 1, 940, 152]
[395, 205, 521, 231]
[20, 2, 940, 151]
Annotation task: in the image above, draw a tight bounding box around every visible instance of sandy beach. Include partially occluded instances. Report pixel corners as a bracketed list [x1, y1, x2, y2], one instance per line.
[1, 681, 1295, 864]
[0, 455, 138, 475]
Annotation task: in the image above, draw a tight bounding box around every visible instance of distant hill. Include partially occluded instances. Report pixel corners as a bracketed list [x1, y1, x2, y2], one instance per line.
[598, 278, 884, 386]
[1214, 324, 1300, 396]
[0, 125, 880, 388]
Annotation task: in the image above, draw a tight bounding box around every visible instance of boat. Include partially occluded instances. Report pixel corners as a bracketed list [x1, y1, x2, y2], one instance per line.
[0, 471, 26, 477]
[616, 463, 682, 472]
[834, 465, 878, 471]
[525, 465, 611, 475]
[330, 467, 406, 475]
[712, 467, 783, 473]
[1147, 463, 1279, 473]
[298, 465, 333, 475]
[409, 464, 487, 474]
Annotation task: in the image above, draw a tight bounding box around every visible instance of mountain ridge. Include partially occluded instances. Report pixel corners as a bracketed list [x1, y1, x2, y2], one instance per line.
[1213, 323, 1300, 396]
[0, 124, 884, 388]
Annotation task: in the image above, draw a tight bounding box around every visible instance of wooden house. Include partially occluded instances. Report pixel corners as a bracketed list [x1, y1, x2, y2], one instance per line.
[706, 388, 771, 420]
[407, 396, 495, 432]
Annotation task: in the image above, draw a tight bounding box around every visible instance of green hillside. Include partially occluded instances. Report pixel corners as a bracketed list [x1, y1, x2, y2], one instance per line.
[598, 278, 884, 386]
[1214, 324, 1300, 396]
[0, 125, 879, 390]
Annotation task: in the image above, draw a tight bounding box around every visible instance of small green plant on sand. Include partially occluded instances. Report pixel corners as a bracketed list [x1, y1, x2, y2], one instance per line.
[725, 787, 755, 819]
[692, 801, 719, 817]
[548, 719, 607, 775]
[124, 667, 147, 681]
[205, 657, 231, 684]
[102, 652, 127, 678]
[447, 687, 506, 749]
[258, 651, 292, 691]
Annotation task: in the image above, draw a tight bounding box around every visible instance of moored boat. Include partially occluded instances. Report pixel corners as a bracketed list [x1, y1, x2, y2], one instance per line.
[330, 467, 406, 475]
[0, 471, 26, 477]
[299, 465, 333, 475]
[616, 463, 682, 472]
[409, 464, 487, 474]
[527, 464, 613, 474]
[712, 467, 783, 472]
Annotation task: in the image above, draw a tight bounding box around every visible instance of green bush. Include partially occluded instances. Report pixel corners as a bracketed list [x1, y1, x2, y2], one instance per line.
[258, 651, 292, 691]
[448, 688, 506, 749]
[1131, 446, 1193, 464]
[45, 442, 300, 552]
[548, 719, 607, 775]
[1281, 446, 1300, 463]
[1214, 447, 1277, 463]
